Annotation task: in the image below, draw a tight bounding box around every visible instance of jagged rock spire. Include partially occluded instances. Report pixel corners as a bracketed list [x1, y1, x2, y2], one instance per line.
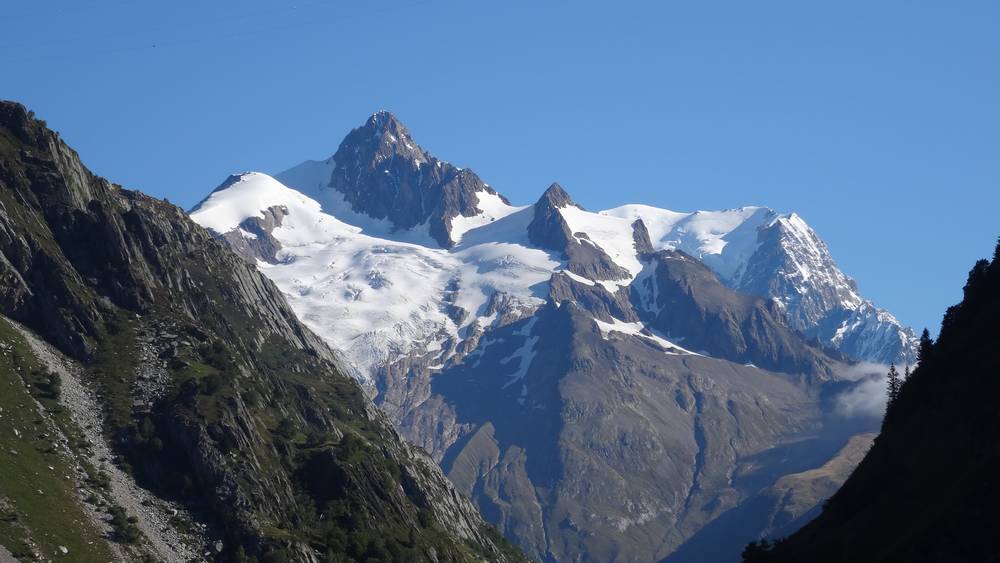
[327, 112, 506, 248]
[537, 182, 577, 209]
[527, 181, 630, 281]
[631, 219, 655, 255]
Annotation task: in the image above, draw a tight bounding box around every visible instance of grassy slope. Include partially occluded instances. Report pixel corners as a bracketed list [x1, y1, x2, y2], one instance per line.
[0, 317, 113, 562]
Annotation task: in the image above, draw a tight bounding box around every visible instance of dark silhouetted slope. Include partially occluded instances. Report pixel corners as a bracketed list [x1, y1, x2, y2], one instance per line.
[746, 239, 1000, 563]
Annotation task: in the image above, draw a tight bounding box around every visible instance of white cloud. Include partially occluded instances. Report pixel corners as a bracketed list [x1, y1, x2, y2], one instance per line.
[835, 373, 888, 419]
[833, 362, 910, 419]
[837, 361, 890, 382]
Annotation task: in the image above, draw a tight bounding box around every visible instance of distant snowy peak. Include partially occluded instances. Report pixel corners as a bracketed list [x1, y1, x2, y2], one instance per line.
[738, 212, 863, 323]
[190, 172, 323, 235]
[602, 204, 776, 281]
[736, 212, 917, 364]
[189, 171, 363, 264]
[831, 301, 918, 366]
[604, 204, 916, 364]
[276, 111, 516, 248]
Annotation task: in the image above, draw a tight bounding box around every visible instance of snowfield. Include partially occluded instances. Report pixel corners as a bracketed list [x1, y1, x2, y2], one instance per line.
[193, 172, 560, 381]
[604, 204, 775, 282]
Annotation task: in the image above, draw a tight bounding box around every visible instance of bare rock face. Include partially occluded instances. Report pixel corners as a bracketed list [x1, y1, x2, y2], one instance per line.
[360, 260, 859, 561]
[421, 303, 828, 561]
[527, 183, 631, 281]
[356, 234, 865, 561]
[548, 272, 638, 323]
[638, 250, 842, 377]
[663, 433, 877, 563]
[328, 110, 508, 247]
[0, 101, 524, 562]
[631, 218, 655, 255]
[218, 204, 288, 264]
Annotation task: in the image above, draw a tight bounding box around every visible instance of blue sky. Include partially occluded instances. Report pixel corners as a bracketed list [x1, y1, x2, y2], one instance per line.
[3, 1, 998, 335]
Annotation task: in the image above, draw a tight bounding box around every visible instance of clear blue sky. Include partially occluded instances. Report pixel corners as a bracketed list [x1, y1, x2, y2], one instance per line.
[4, 1, 998, 335]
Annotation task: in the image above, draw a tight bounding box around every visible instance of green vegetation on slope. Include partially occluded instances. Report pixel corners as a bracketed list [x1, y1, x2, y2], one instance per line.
[0, 318, 113, 562]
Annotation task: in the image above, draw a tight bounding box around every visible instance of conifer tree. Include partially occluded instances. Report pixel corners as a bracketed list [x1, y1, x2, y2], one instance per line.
[886, 363, 901, 407]
[917, 329, 934, 364]
[965, 260, 990, 298]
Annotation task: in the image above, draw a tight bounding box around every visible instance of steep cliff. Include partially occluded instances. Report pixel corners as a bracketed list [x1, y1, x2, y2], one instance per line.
[0, 101, 524, 562]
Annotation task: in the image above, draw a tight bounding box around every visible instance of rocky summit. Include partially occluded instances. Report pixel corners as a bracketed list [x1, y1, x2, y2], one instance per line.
[189, 111, 920, 561]
[300, 110, 509, 249]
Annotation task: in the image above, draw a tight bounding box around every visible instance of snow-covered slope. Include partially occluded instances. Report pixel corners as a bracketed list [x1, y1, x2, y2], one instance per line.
[193, 172, 556, 380]
[192, 172, 340, 245]
[604, 204, 772, 281]
[560, 204, 646, 278]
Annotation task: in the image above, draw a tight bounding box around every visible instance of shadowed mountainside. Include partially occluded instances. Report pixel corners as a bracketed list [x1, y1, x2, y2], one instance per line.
[746, 239, 1000, 563]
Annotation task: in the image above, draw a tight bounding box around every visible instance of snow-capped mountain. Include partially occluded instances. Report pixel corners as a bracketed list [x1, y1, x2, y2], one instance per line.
[201, 112, 915, 367]
[190, 111, 909, 561]
[604, 206, 918, 365]
[191, 170, 550, 379]
[276, 110, 513, 248]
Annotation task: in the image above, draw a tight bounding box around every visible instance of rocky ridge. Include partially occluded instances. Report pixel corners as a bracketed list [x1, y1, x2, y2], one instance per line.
[0, 101, 524, 562]
[327, 110, 510, 248]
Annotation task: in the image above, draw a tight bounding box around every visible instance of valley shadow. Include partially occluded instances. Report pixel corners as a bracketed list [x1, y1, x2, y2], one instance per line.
[662, 416, 877, 563]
